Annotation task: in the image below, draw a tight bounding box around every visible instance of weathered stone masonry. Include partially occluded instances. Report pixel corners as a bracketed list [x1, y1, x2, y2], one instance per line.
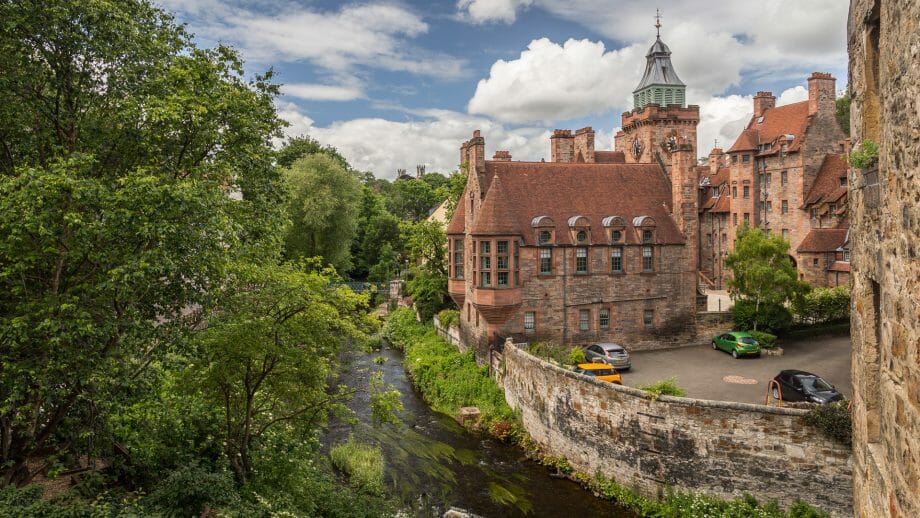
[501, 345, 853, 516]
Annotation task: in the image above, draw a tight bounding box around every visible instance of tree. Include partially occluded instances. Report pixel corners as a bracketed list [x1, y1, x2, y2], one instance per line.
[351, 186, 403, 280]
[387, 178, 439, 221]
[276, 135, 349, 170]
[836, 93, 850, 136]
[188, 263, 375, 484]
[0, 0, 283, 486]
[437, 170, 468, 221]
[283, 153, 362, 273]
[724, 225, 810, 331]
[401, 220, 451, 321]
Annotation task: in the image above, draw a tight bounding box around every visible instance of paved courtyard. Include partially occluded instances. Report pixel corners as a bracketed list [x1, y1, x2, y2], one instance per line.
[621, 334, 852, 405]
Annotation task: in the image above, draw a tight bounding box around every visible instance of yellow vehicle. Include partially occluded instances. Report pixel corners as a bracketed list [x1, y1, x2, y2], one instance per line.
[574, 363, 622, 384]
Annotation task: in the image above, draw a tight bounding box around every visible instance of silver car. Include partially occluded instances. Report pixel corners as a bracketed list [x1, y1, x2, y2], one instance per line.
[584, 343, 631, 371]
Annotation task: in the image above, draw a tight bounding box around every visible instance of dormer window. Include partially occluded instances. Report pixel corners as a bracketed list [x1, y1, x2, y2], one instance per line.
[531, 215, 555, 245]
[602, 216, 626, 244]
[567, 215, 590, 245]
[643, 230, 653, 243]
[611, 230, 622, 242]
[539, 230, 552, 244]
[576, 230, 588, 243]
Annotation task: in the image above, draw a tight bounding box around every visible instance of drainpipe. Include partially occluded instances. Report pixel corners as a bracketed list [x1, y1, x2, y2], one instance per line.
[562, 246, 568, 345]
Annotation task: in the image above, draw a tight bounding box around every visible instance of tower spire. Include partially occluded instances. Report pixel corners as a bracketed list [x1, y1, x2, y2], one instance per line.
[655, 8, 661, 38]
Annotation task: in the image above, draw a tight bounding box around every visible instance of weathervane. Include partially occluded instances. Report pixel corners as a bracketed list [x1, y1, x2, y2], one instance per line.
[714, 138, 719, 149]
[655, 8, 662, 38]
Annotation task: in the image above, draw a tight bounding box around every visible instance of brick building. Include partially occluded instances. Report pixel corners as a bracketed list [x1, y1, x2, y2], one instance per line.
[698, 74, 851, 289]
[446, 32, 702, 357]
[848, 1, 920, 516]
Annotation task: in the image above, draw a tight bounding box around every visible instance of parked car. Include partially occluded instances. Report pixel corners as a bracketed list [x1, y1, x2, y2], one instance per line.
[771, 370, 845, 404]
[573, 363, 622, 384]
[584, 342, 631, 370]
[711, 331, 761, 358]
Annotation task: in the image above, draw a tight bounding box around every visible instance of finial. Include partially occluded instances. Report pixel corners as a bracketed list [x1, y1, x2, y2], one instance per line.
[714, 138, 719, 148]
[655, 8, 662, 38]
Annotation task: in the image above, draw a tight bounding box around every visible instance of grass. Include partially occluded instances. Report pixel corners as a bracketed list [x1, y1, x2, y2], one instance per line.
[383, 308, 521, 439]
[329, 437, 385, 495]
[526, 341, 584, 366]
[637, 377, 687, 398]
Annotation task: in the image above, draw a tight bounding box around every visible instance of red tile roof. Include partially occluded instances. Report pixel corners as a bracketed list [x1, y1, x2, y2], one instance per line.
[445, 187, 466, 234]
[727, 101, 811, 156]
[827, 261, 851, 272]
[469, 161, 685, 245]
[804, 154, 849, 206]
[595, 151, 626, 163]
[797, 228, 849, 253]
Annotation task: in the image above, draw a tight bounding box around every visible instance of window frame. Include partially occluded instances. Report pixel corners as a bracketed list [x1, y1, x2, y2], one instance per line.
[576, 246, 588, 273]
[539, 248, 552, 275]
[579, 309, 590, 331]
[642, 245, 654, 272]
[599, 309, 610, 330]
[524, 311, 535, 332]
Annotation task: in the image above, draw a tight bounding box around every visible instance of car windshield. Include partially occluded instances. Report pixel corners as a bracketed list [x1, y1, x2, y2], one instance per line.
[739, 337, 758, 345]
[587, 368, 615, 376]
[800, 376, 834, 392]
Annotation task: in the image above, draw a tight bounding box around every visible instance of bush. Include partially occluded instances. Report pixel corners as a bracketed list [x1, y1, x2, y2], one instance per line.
[437, 308, 460, 329]
[804, 401, 852, 447]
[144, 463, 240, 516]
[330, 437, 386, 495]
[793, 286, 850, 325]
[638, 377, 687, 398]
[747, 329, 778, 348]
[525, 341, 571, 366]
[732, 299, 793, 334]
[568, 347, 586, 365]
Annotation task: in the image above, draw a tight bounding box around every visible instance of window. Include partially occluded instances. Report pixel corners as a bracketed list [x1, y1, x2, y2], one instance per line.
[782, 229, 790, 241]
[524, 311, 535, 332]
[496, 240, 509, 287]
[712, 187, 719, 198]
[839, 177, 848, 187]
[766, 172, 772, 184]
[844, 250, 851, 262]
[813, 258, 819, 267]
[480, 240, 491, 287]
[611, 230, 622, 242]
[539, 248, 552, 274]
[497, 271, 508, 287]
[642, 246, 654, 272]
[766, 201, 772, 212]
[707, 233, 712, 245]
[642, 230, 653, 243]
[576, 247, 588, 273]
[579, 309, 589, 331]
[732, 186, 737, 198]
[733, 213, 738, 225]
[782, 200, 788, 214]
[480, 271, 491, 287]
[731, 155, 738, 164]
[453, 239, 464, 279]
[743, 185, 750, 198]
[539, 230, 552, 244]
[611, 246, 623, 273]
[513, 241, 519, 286]
[599, 309, 609, 330]
[643, 310, 654, 329]
[811, 208, 818, 219]
[480, 241, 491, 254]
[742, 154, 750, 164]
[743, 213, 750, 222]
[829, 203, 837, 213]
[781, 170, 788, 186]
[576, 230, 588, 243]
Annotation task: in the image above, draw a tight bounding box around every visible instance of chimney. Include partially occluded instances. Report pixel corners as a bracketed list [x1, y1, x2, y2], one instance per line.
[753, 91, 775, 118]
[550, 129, 574, 162]
[492, 150, 512, 161]
[468, 129, 485, 174]
[708, 148, 724, 174]
[574, 127, 595, 163]
[807, 72, 836, 116]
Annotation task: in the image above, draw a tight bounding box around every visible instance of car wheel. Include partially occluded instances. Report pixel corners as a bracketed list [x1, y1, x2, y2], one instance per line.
[711, 341, 717, 350]
[772, 386, 780, 400]
[732, 349, 739, 359]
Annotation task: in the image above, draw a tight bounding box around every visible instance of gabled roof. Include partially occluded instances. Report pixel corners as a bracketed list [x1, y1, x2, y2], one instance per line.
[727, 101, 811, 155]
[797, 228, 849, 253]
[469, 161, 685, 246]
[804, 154, 849, 206]
[445, 187, 467, 234]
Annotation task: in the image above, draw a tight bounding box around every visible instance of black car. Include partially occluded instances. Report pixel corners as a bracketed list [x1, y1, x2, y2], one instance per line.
[771, 370, 845, 404]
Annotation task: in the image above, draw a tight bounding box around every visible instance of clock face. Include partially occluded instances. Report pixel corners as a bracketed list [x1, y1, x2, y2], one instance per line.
[632, 138, 643, 159]
[666, 135, 678, 153]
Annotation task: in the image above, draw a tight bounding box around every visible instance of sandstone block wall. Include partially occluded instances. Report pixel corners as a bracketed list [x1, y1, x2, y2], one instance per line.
[501, 345, 853, 516]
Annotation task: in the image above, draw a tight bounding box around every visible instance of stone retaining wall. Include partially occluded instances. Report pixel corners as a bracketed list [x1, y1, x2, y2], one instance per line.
[501, 345, 853, 516]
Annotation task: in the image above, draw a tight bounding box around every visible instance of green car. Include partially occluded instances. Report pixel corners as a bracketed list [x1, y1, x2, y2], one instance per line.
[712, 331, 761, 358]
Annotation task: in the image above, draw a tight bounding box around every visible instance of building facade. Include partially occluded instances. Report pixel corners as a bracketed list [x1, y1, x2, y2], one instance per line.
[447, 33, 702, 357]
[848, 1, 920, 516]
[698, 74, 851, 289]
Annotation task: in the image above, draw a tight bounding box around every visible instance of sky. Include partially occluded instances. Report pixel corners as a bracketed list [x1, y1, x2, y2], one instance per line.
[157, 0, 849, 180]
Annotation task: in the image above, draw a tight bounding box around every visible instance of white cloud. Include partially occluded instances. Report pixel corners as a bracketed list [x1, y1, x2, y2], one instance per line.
[457, 0, 534, 24]
[282, 83, 364, 102]
[468, 38, 644, 124]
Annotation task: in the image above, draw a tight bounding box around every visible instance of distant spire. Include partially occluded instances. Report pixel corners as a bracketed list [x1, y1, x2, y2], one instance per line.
[714, 138, 720, 148]
[655, 8, 662, 38]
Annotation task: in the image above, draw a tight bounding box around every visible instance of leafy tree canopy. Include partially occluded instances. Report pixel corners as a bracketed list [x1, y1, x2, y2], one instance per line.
[276, 135, 349, 170]
[387, 178, 440, 222]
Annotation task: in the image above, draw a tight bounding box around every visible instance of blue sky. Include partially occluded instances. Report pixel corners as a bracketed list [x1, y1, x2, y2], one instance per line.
[158, 0, 849, 179]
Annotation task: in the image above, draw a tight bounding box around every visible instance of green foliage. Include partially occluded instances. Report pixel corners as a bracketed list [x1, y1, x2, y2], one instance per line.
[401, 219, 448, 276]
[732, 299, 794, 334]
[330, 437, 386, 495]
[836, 93, 850, 136]
[383, 309, 520, 436]
[387, 178, 440, 221]
[793, 286, 851, 325]
[367, 242, 400, 283]
[568, 347, 587, 365]
[725, 225, 810, 331]
[804, 401, 852, 448]
[405, 268, 450, 323]
[747, 330, 778, 348]
[525, 341, 573, 366]
[437, 309, 460, 329]
[353, 187, 403, 280]
[369, 371, 403, 427]
[638, 378, 687, 398]
[277, 135, 350, 170]
[283, 153, 363, 273]
[144, 463, 240, 516]
[848, 139, 878, 169]
[437, 170, 468, 221]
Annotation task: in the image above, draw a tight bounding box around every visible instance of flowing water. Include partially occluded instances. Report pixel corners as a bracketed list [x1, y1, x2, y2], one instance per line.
[324, 345, 633, 517]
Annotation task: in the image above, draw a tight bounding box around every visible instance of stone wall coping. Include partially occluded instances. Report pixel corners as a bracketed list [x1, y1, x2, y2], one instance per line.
[508, 344, 810, 417]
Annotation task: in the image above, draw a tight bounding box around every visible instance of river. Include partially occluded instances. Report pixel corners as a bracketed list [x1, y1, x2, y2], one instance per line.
[324, 344, 633, 517]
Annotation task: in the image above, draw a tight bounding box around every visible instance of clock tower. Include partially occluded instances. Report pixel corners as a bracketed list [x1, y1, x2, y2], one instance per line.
[614, 14, 699, 169]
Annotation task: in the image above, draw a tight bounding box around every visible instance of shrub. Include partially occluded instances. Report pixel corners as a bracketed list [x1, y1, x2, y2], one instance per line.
[638, 377, 687, 398]
[144, 463, 240, 516]
[793, 286, 850, 325]
[848, 139, 878, 169]
[748, 329, 778, 348]
[732, 299, 793, 334]
[804, 401, 852, 447]
[525, 341, 571, 366]
[567, 347, 586, 365]
[437, 308, 460, 329]
[330, 437, 386, 495]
